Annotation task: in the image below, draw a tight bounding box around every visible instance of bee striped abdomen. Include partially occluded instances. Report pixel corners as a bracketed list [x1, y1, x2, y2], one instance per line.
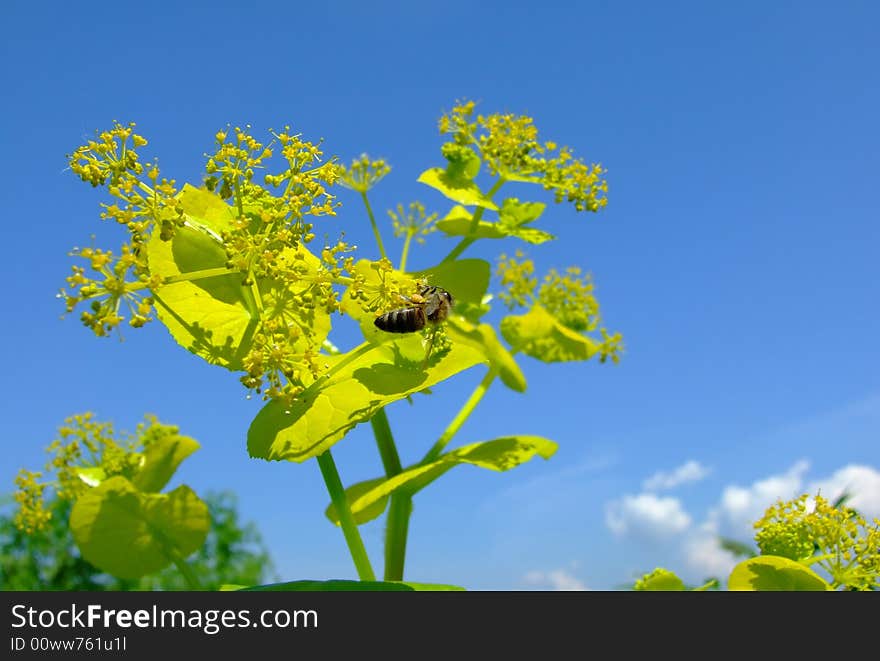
[374, 306, 427, 333]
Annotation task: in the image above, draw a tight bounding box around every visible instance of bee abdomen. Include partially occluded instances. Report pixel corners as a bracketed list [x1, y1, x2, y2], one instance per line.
[374, 306, 426, 333]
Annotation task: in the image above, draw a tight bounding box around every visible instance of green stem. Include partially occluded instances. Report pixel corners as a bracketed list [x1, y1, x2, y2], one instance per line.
[399, 231, 414, 272]
[170, 552, 201, 590]
[440, 177, 506, 264]
[370, 409, 411, 581]
[316, 450, 376, 581]
[440, 236, 476, 265]
[361, 191, 388, 260]
[162, 267, 235, 284]
[420, 368, 498, 465]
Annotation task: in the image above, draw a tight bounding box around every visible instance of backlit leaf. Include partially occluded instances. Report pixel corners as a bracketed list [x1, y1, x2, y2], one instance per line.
[326, 436, 557, 523]
[70, 476, 209, 579]
[247, 337, 485, 462]
[417, 168, 499, 211]
[728, 556, 831, 591]
[500, 305, 599, 363]
[133, 434, 200, 493]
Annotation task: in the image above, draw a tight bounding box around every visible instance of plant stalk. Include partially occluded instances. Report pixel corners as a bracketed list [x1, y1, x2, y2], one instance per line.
[420, 368, 498, 465]
[316, 450, 376, 581]
[361, 191, 388, 261]
[170, 551, 201, 590]
[440, 177, 506, 264]
[371, 409, 411, 581]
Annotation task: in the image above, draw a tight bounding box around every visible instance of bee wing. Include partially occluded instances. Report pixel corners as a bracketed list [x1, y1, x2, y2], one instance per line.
[423, 295, 439, 318]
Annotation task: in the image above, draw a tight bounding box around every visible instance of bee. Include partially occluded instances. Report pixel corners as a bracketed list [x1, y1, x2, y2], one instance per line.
[374, 284, 455, 333]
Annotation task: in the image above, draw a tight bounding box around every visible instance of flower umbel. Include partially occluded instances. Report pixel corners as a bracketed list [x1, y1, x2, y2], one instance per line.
[338, 154, 391, 193]
[13, 413, 176, 534]
[438, 101, 608, 213]
[755, 494, 880, 590]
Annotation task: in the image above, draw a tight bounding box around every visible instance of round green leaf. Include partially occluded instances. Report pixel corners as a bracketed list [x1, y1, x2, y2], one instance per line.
[728, 556, 831, 591]
[70, 476, 209, 579]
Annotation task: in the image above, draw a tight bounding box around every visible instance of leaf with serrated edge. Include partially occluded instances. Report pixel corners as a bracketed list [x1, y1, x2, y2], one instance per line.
[248, 337, 485, 462]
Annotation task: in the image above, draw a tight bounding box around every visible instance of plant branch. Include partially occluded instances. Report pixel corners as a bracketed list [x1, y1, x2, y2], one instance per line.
[440, 177, 506, 264]
[169, 550, 201, 589]
[420, 368, 498, 465]
[361, 191, 388, 261]
[370, 409, 411, 581]
[316, 450, 376, 581]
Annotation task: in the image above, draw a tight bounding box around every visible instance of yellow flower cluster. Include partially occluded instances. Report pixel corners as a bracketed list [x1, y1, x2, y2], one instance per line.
[439, 101, 608, 213]
[13, 413, 171, 535]
[496, 251, 623, 363]
[496, 250, 538, 309]
[538, 266, 600, 332]
[388, 201, 437, 243]
[338, 154, 391, 193]
[755, 494, 880, 590]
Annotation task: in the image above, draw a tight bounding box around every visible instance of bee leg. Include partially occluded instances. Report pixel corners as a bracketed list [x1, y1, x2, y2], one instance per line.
[422, 326, 438, 370]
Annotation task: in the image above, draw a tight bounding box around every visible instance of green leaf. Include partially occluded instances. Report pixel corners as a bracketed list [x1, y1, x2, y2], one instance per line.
[506, 227, 556, 245]
[148, 223, 255, 369]
[500, 305, 599, 363]
[237, 580, 464, 591]
[341, 258, 490, 345]
[327, 436, 557, 523]
[147, 185, 329, 370]
[70, 476, 209, 580]
[728, 556, 831, 591]
[325, 477, 389, 526]
[447, 317, 526, 392]
[132, 434, 200, 493]
[248, 338, 485, 462]
[436, 202, 555, 245]
[417, 168, 499, 211]
[75, 467, 106, 487]
[437, 208, 507, 240]
[718, 536, 757, 559]
[178, 183, 238, 231]
[499, 171, 542, 184]
[498, 198, 546, 225]
[444, 147, 481, 181]
[410, 258, 491, 308]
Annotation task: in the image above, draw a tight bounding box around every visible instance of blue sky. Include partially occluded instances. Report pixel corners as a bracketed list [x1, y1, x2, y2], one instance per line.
[2, 1, 878, 590]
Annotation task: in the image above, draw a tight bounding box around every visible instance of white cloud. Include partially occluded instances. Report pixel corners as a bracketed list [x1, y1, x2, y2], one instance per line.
[809, 464, 880, 519]
[682, 521, 740, 581]
[605, 493, 692, 540]
[643, 460, 711, 491]
[713, 459, 810, 538]
[523, 569, 587, 591]
[678, 461, 880, 584]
